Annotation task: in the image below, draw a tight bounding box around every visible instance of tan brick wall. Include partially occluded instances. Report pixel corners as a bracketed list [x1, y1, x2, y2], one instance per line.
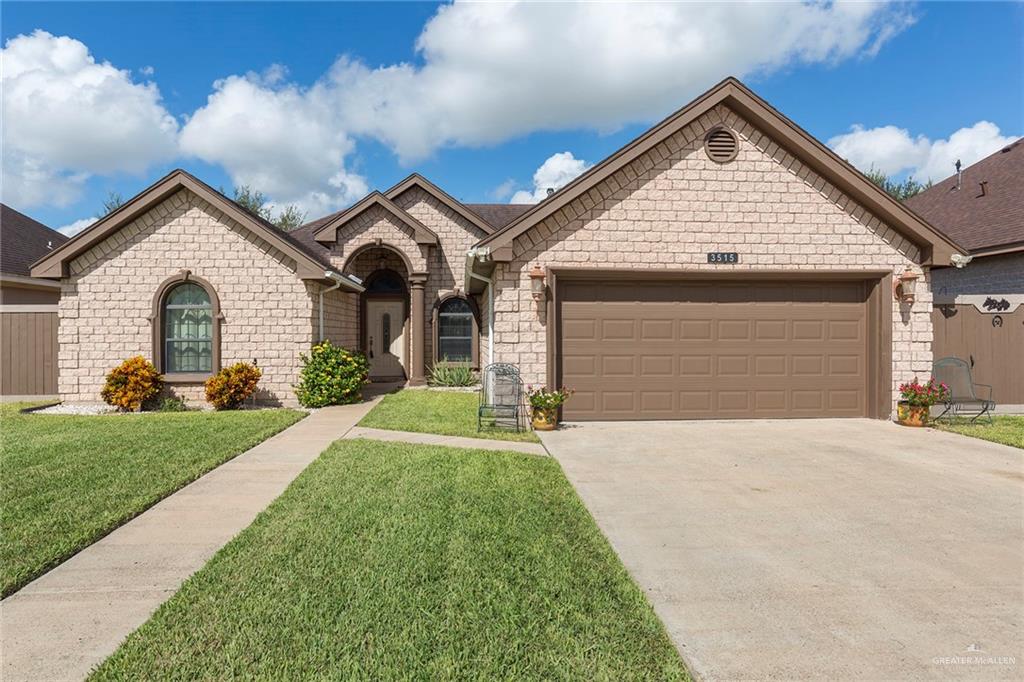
[494, 104, 932, 413]
[317, 285, 359, 349]
[327, 187, 489, 371]
[326, 205, 429, 273]
[392, 186, 489, 367]
[58, 189, 318, 407]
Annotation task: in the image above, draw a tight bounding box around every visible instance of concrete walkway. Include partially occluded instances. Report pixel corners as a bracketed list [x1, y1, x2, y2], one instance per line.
[1, 398, 381, 682]
[345, 425, 548, 456]
[541, 420, 1024, 681]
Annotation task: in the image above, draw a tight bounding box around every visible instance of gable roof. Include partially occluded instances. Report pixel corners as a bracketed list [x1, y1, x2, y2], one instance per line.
[904, 139, 1023, 256]
[1, 204, 69, 277]
[384, 174, 495, 235]
[474, 77, 965, 266]
[29, 169, 362, 290]
[311, 191, 439, 245]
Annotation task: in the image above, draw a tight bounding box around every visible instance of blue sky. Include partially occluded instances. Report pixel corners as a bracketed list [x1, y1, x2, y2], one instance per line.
[2, 1, 1021, 235]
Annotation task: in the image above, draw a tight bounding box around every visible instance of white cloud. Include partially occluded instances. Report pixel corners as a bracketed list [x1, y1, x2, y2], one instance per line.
[0, 30, 178, 209]
[330, 1, 915, 162]
[829, 121, 1020, 182]
[139, 65, 155, 77]
[490, 178, 517, 201]
[56, 217, 95, 237]
[510, 151, 591, 204]
[179, 71, 368, 215]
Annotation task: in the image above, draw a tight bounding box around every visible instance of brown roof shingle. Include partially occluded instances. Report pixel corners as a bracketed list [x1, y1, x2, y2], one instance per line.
[905, 139, 1024, 254]
[464, 204, 534, 230]
[1, 204, 69, 277]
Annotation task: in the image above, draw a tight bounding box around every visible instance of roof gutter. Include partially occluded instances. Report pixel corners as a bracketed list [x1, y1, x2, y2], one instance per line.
[319, 271, 362, 343]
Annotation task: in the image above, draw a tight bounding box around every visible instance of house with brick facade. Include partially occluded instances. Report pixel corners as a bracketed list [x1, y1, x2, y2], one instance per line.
[32, 78, 967, 418]
[907, 139, 1024, 409]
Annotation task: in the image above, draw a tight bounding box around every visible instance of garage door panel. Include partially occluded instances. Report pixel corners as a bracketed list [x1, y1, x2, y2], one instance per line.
[559, 278, 870, 420]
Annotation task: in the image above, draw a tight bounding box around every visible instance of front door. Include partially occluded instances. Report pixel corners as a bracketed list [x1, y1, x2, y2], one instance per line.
[367, 300, 406, 379]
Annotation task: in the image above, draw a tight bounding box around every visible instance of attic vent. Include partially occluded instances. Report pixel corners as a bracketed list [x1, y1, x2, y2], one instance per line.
[704, 127, 739, 164]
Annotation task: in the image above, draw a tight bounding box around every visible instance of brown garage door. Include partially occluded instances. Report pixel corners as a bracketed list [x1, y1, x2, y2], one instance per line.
[558, 279, 873, 420]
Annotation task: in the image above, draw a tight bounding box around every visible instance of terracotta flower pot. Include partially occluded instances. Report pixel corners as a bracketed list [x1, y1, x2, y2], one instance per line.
[531, 407, 558, 431]
[897, 401, 929, 427]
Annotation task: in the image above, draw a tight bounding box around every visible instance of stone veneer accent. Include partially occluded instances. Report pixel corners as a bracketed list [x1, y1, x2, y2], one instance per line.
[492, 104, 933, 412]
[931, 252, 1024, 297]
[58, 189, 325, 407]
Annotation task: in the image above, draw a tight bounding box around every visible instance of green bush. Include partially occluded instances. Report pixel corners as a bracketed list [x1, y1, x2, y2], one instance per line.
[158, 396, 189, 412]
[100, 356, 163, 412]
[428, 360, 476, 387]
[205, 362, 262, 410]
[295, 342, 369, 408]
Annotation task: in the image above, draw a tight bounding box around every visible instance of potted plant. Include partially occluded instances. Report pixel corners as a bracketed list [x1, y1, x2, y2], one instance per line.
[527, 386, 573, 431]
[897, 378, 950, 427]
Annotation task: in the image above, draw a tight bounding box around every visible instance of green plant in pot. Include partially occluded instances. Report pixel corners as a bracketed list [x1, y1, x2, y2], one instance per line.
[527, 386, 573, 431]
[897, 378, 950, 427]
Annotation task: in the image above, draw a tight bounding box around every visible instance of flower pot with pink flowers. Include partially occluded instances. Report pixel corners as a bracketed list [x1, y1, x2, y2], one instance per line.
[897, 378, 950, 427]
[527, 386, 573, 431]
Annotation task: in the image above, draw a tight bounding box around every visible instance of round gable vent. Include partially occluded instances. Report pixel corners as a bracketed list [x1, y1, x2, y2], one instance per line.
[704, 127, 739, 164]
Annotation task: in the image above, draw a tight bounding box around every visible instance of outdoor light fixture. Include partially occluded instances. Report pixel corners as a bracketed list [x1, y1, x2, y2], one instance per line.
[529, 265, 546, 301]
[893, 268, 919, 303]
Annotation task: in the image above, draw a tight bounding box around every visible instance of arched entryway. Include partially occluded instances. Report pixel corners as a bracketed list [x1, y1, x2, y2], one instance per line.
[343, 243, 428, 383]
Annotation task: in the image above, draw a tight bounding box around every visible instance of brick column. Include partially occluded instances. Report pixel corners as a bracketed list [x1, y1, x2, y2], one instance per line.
[409, 272, 427, 385]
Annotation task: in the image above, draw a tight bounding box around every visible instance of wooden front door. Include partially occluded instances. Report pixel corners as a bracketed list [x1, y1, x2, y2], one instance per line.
[367, 299, 406, 379]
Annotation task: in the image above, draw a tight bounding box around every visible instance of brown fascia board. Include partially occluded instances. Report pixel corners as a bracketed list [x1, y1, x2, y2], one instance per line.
[384, 173, 495, 235]
[311, 191, 440, 246]
[476, 77, 965, 267]
[30, 169, 361, 289]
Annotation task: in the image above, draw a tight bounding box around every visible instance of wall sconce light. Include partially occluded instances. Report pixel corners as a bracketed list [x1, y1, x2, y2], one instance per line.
[893, 268, 919, 303]
[528, 265, 546, 301]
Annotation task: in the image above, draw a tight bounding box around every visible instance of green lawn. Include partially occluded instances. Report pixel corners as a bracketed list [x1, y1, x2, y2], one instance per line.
[92, 439, 687, 681]
[359, 388, 540, 443]
[0, 403, 304, 597]
[934, 415, 1024, 449]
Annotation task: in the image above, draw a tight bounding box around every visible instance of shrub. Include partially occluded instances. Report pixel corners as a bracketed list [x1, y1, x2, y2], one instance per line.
[428, 360, 476, 387]
[158, 396, 189, 412]
[205, 362, 262, 410]
[295, 341, 369, 408]
[101, 356, 163, 412]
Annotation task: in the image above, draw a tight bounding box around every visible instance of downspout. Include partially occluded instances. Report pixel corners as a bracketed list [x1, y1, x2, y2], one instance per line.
[466, 248, 495, 368]
[319, 271, 346, 343]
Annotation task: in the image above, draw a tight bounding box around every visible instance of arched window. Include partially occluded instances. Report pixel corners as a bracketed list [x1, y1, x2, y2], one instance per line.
[435, 296, 477, 365]
[150, 272, 221, 379]
[164, 283, 213, 373]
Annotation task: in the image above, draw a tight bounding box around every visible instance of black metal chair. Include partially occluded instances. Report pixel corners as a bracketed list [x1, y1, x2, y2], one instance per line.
[478, 363, 523, 432]
[932, 356, 996, 423]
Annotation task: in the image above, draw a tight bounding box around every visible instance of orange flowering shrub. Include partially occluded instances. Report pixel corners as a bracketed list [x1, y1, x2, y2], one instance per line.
[100, 356, 163, 411]
[205, 362, 262, 410]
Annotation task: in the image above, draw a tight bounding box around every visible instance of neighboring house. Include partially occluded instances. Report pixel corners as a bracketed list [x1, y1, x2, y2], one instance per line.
[32, 78, 965, 418]
[1, 204, 69, 397]
[906, 140, 1024, 408]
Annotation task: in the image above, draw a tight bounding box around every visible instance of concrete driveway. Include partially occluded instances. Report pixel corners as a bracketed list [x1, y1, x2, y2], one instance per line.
[540, 419, 1023, 681]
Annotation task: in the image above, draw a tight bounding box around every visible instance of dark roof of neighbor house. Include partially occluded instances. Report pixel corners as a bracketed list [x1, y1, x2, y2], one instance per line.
[1, 204, 69, 277]
[904, 139, 1024, 255]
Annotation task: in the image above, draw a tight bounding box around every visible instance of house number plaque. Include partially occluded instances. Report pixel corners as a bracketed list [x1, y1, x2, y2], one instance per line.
[707, 252, 740, 264]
